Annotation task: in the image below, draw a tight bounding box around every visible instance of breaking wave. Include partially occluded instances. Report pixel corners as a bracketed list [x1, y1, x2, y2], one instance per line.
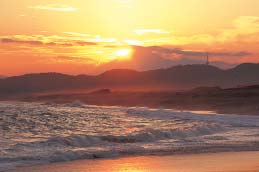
[1, 102, 259, 171]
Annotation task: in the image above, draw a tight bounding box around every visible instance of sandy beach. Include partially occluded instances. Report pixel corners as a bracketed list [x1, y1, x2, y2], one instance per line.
[7, 151, 259, 172]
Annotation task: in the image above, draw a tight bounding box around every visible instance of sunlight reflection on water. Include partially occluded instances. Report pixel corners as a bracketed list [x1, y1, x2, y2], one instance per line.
[1, 101, 259, 171]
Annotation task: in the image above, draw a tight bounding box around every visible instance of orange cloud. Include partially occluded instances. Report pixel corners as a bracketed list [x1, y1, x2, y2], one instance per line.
[0, 36, 98, 47]
[0, 15, 258, 75]
[138, 16, 259, 49]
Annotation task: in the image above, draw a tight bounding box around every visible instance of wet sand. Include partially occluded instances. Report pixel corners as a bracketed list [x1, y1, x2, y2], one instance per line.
[9, 151, 259, 172]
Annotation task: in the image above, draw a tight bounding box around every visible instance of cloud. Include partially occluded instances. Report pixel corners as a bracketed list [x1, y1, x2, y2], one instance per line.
[0, 34, 130, 66]
[134, 29, 171, 35]
[1, 33, 251, 66]
[0, 37, 98, 47]
[137, 16, 259, 50]
[216, 16, 259, 43]
[29, 4, 78, 12]
[76, 41, 97, 46]
[233, 16, 259, 31]
[124, 39, 143, 46]
[54, 56, 95, 64]
[149, 46, 252, 58]
[1, 38, 43, 46]
[1, 15, 258, 73]
[63, 32, 92, 37]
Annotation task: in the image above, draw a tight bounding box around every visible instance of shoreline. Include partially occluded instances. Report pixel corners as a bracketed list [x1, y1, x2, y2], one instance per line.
[20, 98, 259, 116]
[8, 151, 259, 172]
[8, 86, 259, 116]
[2, 98, 257, 116]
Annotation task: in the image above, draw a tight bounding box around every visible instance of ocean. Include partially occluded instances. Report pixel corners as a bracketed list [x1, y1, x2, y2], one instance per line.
[1, 101, 259, 171]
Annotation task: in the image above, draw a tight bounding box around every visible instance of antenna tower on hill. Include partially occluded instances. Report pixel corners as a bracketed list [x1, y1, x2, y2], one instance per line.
[206, 52, 209, 65]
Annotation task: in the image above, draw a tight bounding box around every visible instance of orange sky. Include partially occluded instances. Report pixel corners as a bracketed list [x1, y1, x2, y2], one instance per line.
[1, 0, 259, 75]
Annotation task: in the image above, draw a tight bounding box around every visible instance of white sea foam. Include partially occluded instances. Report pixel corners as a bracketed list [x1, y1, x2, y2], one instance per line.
[1, 102, 259, 171]
[126, 108, 259, 127]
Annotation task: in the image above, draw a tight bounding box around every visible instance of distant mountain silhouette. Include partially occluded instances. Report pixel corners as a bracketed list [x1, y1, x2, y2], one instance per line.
[1, 63, 259, 95]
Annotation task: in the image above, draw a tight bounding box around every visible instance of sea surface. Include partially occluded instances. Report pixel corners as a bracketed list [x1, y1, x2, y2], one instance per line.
[1, 101, 259, 171]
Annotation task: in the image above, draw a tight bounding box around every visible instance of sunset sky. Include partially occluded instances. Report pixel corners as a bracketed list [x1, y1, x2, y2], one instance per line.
[1, 0, 259, 75]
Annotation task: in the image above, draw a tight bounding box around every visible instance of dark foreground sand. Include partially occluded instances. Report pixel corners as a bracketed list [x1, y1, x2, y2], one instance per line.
[9, 151, 259, 172]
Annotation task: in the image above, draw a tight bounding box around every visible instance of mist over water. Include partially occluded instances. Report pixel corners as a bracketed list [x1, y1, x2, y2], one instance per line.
[1, 101, 259, 171]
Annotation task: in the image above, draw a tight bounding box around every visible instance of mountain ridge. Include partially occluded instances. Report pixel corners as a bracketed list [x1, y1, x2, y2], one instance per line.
[1, 63, 259, 95]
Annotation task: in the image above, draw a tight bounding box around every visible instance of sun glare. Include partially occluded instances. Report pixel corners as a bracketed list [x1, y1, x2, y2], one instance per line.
[115, 48, 132, 60]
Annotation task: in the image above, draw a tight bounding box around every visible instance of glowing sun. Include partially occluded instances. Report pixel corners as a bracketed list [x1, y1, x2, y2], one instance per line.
[115, 48, 132, 60]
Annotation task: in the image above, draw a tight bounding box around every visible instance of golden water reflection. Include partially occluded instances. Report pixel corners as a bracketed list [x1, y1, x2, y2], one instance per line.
[96, 157, 151, 172]
[11, 152, 259, 172]
[117, 168, 146, 172]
